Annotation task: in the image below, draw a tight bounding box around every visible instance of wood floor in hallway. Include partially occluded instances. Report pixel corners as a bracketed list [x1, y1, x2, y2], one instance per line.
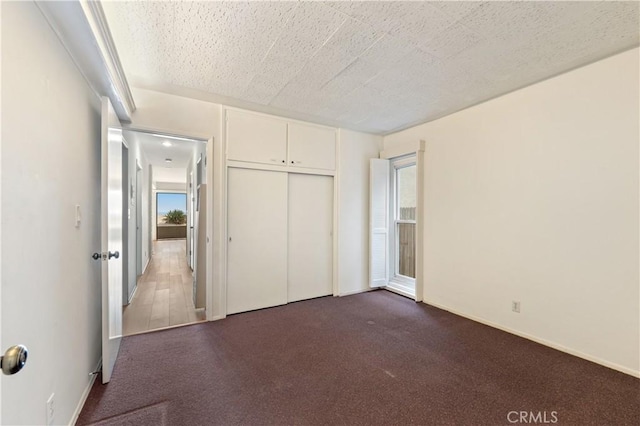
[123, 239, 205, 336]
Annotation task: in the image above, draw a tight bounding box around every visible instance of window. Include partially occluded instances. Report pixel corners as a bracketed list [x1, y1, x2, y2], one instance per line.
[156, 192, 187, 240]
[370, 145, 423, 300]
[394, 161, 416, 280]
[387, 156, 416, 296]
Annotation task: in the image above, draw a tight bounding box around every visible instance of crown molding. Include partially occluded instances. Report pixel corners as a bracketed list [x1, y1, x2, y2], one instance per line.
[36, 0, 135, 122]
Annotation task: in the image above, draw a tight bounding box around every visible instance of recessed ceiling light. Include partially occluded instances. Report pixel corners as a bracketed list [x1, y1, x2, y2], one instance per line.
[165, 158, 172, 163]
[162, 141, 172, 147]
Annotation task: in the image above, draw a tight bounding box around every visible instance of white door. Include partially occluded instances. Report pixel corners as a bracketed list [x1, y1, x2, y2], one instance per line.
[288, 174, 334, 302]
[370, 159, 390, 287]
[227, 168, 288, 314]
[101, 97, 123, 383]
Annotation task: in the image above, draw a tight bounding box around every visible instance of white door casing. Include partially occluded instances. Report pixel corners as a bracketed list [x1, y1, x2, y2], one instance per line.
[101, 97, 123, 384]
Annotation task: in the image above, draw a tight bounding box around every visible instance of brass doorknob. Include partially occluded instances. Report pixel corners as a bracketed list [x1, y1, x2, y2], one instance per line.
[1, 345, 28, 375]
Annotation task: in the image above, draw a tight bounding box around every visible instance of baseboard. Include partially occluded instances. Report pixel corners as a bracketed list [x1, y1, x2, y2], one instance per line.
[141, 258, 150, 275]
[338, 287, 374, 297]
[127, 283, 138, 304]
[424, 300, 640, 378]
[70, 358, 102, 425]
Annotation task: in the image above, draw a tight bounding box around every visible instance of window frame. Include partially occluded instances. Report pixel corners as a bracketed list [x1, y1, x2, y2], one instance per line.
[389, 155, 417, 289]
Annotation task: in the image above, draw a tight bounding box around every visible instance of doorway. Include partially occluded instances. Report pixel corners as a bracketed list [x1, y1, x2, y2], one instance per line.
[120, 129, 208, 335]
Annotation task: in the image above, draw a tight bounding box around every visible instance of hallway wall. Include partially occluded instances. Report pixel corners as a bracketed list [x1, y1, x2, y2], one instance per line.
[1, 2, 102, 424]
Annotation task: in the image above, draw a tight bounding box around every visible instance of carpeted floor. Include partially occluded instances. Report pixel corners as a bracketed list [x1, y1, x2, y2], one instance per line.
[78, 290, 639, 425]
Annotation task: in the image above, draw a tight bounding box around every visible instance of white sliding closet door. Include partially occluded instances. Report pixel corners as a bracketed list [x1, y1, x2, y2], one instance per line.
[288, 174, 334, 302]
[227, 168, 288, 314]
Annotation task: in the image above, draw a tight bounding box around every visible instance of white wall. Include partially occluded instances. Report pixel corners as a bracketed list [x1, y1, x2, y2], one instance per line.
[337, 129, 383, 296]
[127, 88, 383, 318]
[153, 166, 188, 184]
[128, 88, 220, 140]
[384, 48, 640, 376]
[128, 88, 384, 318]
[1, 2, 102, 424]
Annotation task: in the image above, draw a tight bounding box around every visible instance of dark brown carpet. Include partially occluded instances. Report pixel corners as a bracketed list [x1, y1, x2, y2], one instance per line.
[78, 290, 639, 425]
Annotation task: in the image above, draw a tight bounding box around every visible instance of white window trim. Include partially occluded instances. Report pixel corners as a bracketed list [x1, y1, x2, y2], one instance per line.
[380, 140, 425, 303]
[389, 156, 417, 291]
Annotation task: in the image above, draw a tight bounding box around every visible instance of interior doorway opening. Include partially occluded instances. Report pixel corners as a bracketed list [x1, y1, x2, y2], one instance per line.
[120, 129, 208, 335]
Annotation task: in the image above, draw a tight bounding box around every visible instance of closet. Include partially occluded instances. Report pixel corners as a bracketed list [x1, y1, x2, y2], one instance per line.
[227, 169, 288, 314]
[226, 109, 335, 315]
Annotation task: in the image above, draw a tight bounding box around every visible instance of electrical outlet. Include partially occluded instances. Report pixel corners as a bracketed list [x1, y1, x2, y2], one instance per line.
[46, 393, 55, 425]
[512, 301, 521, 313]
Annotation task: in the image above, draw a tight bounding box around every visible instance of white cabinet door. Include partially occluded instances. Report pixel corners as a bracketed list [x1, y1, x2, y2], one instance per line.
[288, 174, 334, 302]
[227, 168, 288, 314]
[227, 110, 287, 166]
[288, 122, 336, 170]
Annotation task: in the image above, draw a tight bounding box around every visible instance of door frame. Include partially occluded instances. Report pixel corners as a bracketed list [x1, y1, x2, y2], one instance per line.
[135, 162, 143, 276]
[122, 125, 215, 320]
[121, 142, 130, 305]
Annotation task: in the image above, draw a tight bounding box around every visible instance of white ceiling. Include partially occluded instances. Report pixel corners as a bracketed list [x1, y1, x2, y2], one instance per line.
[103, 1, 639, 135]
[123, 130, 203, 174]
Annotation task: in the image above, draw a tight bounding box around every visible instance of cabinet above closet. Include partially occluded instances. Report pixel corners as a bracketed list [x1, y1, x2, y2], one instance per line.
[226, 109, 336, 172]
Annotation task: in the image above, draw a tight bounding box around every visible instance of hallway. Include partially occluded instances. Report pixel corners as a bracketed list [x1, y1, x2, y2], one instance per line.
[123, 239, 205, 335]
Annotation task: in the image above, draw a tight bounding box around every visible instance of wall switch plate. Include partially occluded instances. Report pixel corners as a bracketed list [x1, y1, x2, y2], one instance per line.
[512, 301, 521, 313]
[75, 205, 81, 228]
[46, 393, 55, 425]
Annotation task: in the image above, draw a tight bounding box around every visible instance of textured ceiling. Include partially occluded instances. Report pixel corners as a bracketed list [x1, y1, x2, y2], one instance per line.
[124, 130, 203, 170]
[103, 1, 639, 134]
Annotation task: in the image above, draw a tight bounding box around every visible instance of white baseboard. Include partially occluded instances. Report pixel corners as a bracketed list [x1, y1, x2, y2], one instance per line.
[70, 358, 102, 426]
[424, 300, 640, 378]
[338, 287, 374, 297]
[141, 258, 150, 275]
[127, 283, 138, 304]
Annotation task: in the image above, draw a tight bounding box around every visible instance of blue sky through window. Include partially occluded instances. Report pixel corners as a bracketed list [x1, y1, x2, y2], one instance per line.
[157, 193, 186, 215]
